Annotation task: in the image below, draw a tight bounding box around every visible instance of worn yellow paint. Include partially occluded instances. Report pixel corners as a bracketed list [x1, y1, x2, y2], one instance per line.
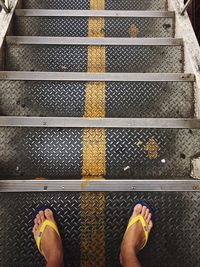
[81, 0, 106, 266]
[87, 46, 106, 72]
[129, 24, 139, 38]
[82, 128, 106, 177]
[135, 138, 143, 147]
[80, 175, 105, 189]
[88, 17, 105, 37]
[84, 82, 106, 117]
[144, 138, 160, 159]
[90, 0, 105, 9]
[80, 191, 105, 267]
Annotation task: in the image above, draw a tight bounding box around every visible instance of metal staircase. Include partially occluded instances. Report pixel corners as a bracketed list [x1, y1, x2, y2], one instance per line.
[0, 0, 200, 266]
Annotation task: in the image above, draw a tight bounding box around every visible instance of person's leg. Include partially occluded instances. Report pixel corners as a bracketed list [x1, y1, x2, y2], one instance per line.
[120, 204, 153, 267]
[32, 209, 64, 267]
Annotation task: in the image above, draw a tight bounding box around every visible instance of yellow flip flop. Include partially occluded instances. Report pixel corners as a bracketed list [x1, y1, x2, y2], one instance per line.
[124, 200, 154, 250]
[125, 214, 149, 250]
[36, 219, 61, 255]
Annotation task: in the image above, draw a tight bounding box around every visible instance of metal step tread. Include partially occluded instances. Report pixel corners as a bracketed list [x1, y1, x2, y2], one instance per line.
[22, 0, 168, 11]
[0, 76, 194, 118]
[6, 43, 183, 73]
[14, 11, 174, 38]
[0, 190, 199, 267]
[15, 10, 175, 17]
[0, 127, 199, 179]
[6, 36, 183, 46]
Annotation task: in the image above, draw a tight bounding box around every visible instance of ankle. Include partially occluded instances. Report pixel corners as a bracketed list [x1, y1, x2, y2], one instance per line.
[46, 256, 64, 267]
[120, 244, 138, 265]
[46, 250, 64, 265]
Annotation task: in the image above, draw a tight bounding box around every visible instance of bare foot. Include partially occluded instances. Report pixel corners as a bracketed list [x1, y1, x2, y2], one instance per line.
[32, 209, 64, 267]
[120, 204, 153, 266]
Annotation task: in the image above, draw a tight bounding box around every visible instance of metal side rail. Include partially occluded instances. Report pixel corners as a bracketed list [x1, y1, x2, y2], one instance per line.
[0, 182, 199, 267]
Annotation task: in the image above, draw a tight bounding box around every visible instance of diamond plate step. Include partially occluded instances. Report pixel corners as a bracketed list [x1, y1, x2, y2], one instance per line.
[14, 10, 175, 38]
[0, 189, 199, 267]
[5, 37, 183, 73]
[0, 72, 194, 118]
[0, 125, 200, 179]
[22, 0, 168, 11]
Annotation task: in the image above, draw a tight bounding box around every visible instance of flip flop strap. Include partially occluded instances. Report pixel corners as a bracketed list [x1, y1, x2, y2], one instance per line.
[126, 214, 149, 250]
[36, 219, 61, 255]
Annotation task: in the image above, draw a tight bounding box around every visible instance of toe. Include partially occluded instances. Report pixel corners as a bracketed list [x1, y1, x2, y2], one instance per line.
[32, 224, 38, 234]
[44, 209, 55, 223]
[36, 214, 42, 225]
[141, 206, 147, 217]
[144, 208, 149, 220]
[146, 213, 152, 224]
[133, 204, 142, 215]
[148, 220, 153, 231]
[39, 210, 45, 222]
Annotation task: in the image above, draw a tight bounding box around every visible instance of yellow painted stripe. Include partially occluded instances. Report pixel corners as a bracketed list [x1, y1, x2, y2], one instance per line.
[90, 0, 105, 10]
[88, 18, 105, 38]
[81, 0, 106, 266]
[80, 191, 105, 267]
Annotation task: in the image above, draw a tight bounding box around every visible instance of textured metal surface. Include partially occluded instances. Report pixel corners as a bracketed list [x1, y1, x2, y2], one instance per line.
[0, 80, 194, 118]
[0, 128, 200, 179]
[0, 128, 83, 179]
[0, 191, 199, 267]
[23, 0, 167, 10]
[6, 44, 183, 73]
[14, 16, 174, 38]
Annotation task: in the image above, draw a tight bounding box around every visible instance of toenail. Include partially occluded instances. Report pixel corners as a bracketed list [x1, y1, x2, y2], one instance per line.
[45, 209, 51, 213]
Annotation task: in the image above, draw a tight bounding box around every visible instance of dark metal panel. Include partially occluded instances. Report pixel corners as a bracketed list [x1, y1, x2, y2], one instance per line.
[23, 0, 90, 10]
[105, 81, 194, 118]
[0, 128, 83, 179]
[105, 128, 200, 179]
[6, 44, 88, 72]
[106, 46, 183, 73]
